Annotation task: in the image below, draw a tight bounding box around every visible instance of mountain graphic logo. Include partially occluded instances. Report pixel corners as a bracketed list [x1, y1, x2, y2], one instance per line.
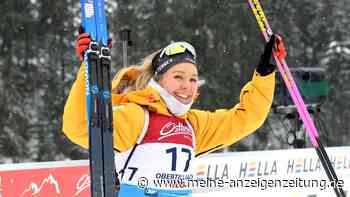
[21, 174, 61, 196]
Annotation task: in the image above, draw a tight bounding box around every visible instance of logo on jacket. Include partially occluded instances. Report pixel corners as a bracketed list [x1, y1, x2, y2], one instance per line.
[159, 122, 192, 140]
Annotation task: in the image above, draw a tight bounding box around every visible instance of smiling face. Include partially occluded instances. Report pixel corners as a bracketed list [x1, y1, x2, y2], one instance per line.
[158, 63, 199, 104]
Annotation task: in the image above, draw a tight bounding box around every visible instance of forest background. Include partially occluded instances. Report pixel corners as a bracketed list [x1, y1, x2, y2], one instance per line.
[1, 0, 349, 163]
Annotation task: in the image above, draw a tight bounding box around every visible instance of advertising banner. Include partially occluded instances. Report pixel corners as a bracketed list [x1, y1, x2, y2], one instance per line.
[0, 147, 349, 197]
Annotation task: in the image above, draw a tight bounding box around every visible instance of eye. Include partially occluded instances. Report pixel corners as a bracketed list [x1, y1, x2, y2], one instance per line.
[174, 75, 183, 79]
[190, 78, 198, 83]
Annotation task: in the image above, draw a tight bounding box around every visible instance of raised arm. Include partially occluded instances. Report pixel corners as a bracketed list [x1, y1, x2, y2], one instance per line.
[189, 34, 285, 156]
[189, 71, 275, 156]
[62, 65, 144, 152]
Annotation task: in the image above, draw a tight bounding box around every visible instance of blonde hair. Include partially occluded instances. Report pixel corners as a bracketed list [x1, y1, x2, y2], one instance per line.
[133, 50, 160, 90]
[112, 50, 160, 93]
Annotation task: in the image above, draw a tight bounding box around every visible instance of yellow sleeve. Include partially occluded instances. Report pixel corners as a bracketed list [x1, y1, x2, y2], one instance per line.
[188, 71, 275, 156]
[62, 65, 144, 152]
[112, 103, 144, 152]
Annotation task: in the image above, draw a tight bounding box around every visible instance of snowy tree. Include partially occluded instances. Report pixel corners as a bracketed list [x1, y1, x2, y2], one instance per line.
[0, 0, 349, 163]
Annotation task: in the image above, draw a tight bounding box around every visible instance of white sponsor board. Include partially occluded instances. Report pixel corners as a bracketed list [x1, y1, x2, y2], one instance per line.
[193, 146, 350, 197]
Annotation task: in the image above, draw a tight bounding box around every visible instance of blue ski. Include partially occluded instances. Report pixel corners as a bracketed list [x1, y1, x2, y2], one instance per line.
[80, 0, 116, 196]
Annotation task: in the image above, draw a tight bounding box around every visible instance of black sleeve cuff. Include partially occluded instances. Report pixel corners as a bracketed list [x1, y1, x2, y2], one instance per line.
[256, 63, 276, 76]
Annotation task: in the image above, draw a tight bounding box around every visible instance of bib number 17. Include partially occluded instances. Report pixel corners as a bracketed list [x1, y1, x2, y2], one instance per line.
[166, 147, 191, 172]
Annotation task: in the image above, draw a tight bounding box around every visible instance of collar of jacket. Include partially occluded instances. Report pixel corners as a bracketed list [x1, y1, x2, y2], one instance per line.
[111, 87, 188, 119]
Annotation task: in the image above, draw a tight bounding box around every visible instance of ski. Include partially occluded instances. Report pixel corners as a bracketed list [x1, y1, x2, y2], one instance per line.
[80, 0, 116, 196]
[247, 1, 345, 196]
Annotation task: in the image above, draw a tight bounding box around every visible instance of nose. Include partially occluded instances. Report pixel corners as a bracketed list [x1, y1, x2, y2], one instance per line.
[180, 80, 191, 90]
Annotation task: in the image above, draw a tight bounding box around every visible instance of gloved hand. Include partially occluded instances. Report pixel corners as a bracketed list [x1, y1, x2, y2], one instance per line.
[274, 34, 286, 59]
[256, 34, 286, 76]
[75, 26, 113, 62]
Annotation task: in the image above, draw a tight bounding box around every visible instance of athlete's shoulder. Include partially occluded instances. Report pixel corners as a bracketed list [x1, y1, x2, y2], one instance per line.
[113, 102, 144, 114]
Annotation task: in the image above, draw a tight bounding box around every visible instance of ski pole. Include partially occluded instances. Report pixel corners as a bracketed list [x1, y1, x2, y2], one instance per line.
[120, 28, 131, 68]
[247, 0, 345, 196]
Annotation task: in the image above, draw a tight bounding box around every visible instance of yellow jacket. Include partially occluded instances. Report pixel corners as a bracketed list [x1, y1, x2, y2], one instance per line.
[62, 66, 275, 156]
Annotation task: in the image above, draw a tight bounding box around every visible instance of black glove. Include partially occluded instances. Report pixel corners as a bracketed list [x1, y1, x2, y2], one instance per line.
[256, 34, 277, 76]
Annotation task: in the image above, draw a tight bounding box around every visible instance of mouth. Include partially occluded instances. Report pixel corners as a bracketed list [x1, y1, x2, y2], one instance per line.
[173, 93, 192, 104]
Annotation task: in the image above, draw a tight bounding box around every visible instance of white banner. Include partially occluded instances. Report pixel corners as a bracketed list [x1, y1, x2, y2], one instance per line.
[193, 146, 350, 197]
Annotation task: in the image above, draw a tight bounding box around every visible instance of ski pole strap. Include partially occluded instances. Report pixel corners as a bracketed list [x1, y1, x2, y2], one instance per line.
[119, 108, 149, 180]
